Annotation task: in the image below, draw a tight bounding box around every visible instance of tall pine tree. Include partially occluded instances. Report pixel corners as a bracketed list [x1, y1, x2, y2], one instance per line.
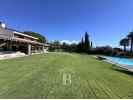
[91, 41, 93, 48]
[77, 32, 91, 53]
[81, 37, 85, 52]
[85, 32, 90, 52]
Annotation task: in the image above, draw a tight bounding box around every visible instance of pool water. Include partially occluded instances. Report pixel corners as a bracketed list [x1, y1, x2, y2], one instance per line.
[103, 56, 133, 66]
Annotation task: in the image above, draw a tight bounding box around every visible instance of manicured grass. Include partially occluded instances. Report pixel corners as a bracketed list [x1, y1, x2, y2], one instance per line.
[0, 52, 133, 98]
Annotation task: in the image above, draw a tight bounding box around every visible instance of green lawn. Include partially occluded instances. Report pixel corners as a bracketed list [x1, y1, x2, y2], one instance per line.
[0, 52, 133, 98]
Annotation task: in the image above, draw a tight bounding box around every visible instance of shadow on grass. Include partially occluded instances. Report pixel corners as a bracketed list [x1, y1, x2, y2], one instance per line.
[111, 65, 133, 76]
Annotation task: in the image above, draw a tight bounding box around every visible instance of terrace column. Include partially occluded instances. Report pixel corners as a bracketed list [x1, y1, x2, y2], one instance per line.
[28, 44, 31, 55]
[39, 46, 42, 53]
[42, 46, 45, 53]
[6, 41, 12, 51]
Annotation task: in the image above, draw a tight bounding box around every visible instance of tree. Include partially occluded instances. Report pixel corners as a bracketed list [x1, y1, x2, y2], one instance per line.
[91, 41, 93, 48]
[50, 40, 60, 47]
[77, 37, 85, 52]
[127, 32, 133, 53]
[49, 40, 61, 51]
[77, 32, 92, 53]
[61, 43, 77, 52]
[81, 37, 86, 52]
[85, 32, 90, 51]
[69, 43, 78, 52]
[120, 38, 129, 52]
[81, 37, 84, 45]
[61, 42, 69, 51]
[23, 31, 46, 43]
[77, 42, 82, 52]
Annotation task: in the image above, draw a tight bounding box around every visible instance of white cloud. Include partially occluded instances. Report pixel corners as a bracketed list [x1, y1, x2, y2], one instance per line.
[60, 40, 79, 45]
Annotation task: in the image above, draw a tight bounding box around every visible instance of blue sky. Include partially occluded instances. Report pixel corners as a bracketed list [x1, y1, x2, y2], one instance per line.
[0, 0, 133, 47]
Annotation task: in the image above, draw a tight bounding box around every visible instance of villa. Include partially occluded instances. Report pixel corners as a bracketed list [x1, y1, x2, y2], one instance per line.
[0, 22, 48, 55]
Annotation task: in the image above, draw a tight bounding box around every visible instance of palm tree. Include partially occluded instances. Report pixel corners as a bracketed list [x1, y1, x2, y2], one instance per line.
[127, 32, 133, 53]
[120, 38, 129, 52]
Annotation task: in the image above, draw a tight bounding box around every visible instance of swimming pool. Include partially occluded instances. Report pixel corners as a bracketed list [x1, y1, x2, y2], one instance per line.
[103, 56, 133, 66]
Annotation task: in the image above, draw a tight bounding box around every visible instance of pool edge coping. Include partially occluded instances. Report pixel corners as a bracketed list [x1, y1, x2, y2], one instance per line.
[94, 55, 133, 72]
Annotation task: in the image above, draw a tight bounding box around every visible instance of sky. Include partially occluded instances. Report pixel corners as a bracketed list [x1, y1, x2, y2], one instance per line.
[0, 0, 133, 47]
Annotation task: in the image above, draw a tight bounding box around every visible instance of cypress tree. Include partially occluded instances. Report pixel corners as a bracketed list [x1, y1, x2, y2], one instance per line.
[85, 32, 90, 51]
[91, 41, 93, 48]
